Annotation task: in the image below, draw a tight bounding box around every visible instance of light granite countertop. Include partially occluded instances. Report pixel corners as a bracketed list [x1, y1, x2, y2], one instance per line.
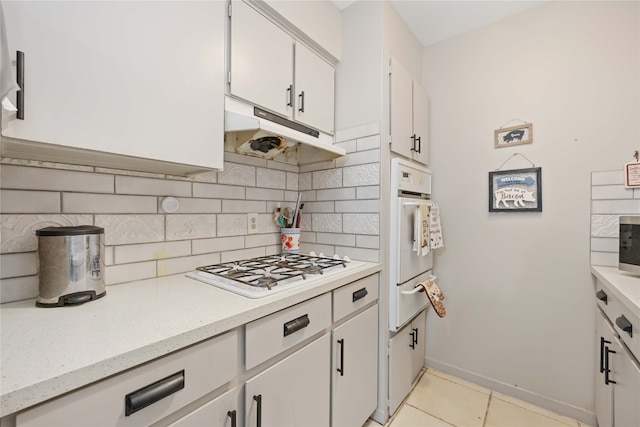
[591, 266, 640, 318]
[0, 261, 380, 417]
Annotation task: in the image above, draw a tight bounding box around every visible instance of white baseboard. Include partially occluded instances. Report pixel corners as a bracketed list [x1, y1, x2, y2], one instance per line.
[425, 357, 597, 427]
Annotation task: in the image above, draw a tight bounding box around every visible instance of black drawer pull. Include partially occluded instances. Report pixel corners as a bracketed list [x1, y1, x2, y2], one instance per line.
[16, 51, 24, 120]
[596, 290, 608, 304]
[604, 346, 616, 385]
[125, 370, 185, 416]
[337, 338, 345, 376]
[253, 395, 262, 427]
[283, 314, 310, 337]
[599, 336, 611, 373]
[352, 287, 368, 302]
[409, 329, 416, 349]
[616, 315, 633, 337]
[228, 410, 237, 427]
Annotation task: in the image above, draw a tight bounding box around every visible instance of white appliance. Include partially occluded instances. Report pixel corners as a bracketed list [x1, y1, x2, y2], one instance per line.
[389, 158, 436, 332]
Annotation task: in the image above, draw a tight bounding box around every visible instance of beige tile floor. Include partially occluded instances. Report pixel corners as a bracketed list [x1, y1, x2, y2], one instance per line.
[365, 368, 593, 427]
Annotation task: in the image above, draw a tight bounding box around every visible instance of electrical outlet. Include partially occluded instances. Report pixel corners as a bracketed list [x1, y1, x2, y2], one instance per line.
[247, 213, 259, 235]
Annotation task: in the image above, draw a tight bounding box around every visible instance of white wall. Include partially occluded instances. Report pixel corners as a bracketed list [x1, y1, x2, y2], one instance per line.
[422, 0, 639, 422]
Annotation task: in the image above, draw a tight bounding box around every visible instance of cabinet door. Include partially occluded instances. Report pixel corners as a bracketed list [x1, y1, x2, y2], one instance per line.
[245, 334, 330, 427]
[595, 309, 615, 427]
[390, 58, 415, 159]
[410, 309, 426, 377]
[389, 309, 426, 415]
[2, 1, 225, 170]
[612, 336, 640, 427]
[332, 305, 378, 427]
[229, 0, 293, 118]
[294, 42, 335, 134]
[168, 388, 238, 427]
[412, 81, 429, 166]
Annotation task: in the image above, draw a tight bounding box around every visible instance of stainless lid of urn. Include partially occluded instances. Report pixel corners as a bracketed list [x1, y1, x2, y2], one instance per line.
[36, 225, 106, 307]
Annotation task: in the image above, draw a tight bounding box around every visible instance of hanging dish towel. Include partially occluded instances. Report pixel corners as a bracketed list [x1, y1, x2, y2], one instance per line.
[413, 202, 430, 256]
[417, 278, 446, 318]
[0, 3, 19, 112]
[429, 203, 444, 250]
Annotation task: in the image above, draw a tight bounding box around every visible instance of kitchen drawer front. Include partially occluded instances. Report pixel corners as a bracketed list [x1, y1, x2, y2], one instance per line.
[595, 282, 639, 361]
[245, 293, 331, 370]
[16, 330, 238, 427]
[333, 273, 379, 322]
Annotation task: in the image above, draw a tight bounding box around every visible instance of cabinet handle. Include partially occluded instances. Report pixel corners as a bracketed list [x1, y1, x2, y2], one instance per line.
[228, 410, 237, 427]
[16, 51, 24, 120]
[615, 315, 633, 337]
[413, 327, 419, 346]
[298, 91, 305, 112]
[596, 290, 608, 305]
[416, 136, 421, 153]
[337, 338, 345, 376]
[283, 314, 310, 337]
[352, 287, 368, 302]
[287, 84, 294, 107]
[599, 336, 611, 373]
[604, 346, 616, 385]
[410, 134, 417, 152]
[409, 329, 416, 349]
[124, 370, 185, 416]
[253, 395, 262, 427]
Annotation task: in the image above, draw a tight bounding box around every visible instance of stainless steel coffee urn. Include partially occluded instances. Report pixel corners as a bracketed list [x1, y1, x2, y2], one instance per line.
[36, 225, 106, 307]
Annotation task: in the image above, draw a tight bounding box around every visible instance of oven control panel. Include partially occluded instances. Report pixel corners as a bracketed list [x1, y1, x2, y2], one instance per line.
[393, 158, 431, 195]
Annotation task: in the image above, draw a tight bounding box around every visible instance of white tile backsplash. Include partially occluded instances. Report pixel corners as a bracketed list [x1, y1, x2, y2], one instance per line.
[590, 170, 638, 267]
[0, 123, 382, 302]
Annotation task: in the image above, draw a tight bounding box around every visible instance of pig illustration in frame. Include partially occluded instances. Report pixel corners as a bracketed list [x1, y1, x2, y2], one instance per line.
[489, 167, 542, 212]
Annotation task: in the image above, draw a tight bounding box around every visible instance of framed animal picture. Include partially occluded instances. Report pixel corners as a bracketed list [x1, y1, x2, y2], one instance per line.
[494, 123, 533, 148]
[489, 167, 542, 212]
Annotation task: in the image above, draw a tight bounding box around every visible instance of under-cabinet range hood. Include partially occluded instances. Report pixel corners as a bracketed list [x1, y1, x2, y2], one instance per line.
[224, 97, 345, 165]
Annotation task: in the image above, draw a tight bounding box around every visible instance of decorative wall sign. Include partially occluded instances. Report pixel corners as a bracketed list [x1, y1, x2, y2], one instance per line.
[489, 167, 542, 212]
[625, 162, 640, 188]
[494, 123, 533, 148]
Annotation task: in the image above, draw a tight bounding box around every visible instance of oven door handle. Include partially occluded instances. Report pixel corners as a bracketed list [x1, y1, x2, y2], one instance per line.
[401, 275, 437, 295]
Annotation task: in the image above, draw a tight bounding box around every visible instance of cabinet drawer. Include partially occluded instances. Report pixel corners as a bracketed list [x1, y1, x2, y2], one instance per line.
[246, 293, 331, 370]
[16, 330, 238, 427]
[333, 274, 379, 322]
[168, 388, 238, 427]
[595, 283, 640, 361]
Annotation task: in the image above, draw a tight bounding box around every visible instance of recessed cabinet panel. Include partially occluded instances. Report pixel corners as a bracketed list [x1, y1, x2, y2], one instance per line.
[229, 0, 293, 118]
[612, 336, 640, 427]
[412, 81, 430, 165]
[167, 388, 238, 427]
[2, 1, 225, 172]
[332, 305, 378, 427]
[245, 334, 330, 427]
[294, 42, 335, 134]
[390, 58, 414, 160]
[595, 309, 615, 427]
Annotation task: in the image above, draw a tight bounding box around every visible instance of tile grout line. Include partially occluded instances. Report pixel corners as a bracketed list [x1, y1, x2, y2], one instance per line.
[482, 391, 493, 427]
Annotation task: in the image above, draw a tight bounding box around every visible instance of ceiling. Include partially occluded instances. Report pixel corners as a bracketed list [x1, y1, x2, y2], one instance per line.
[333, 0, 549, 47]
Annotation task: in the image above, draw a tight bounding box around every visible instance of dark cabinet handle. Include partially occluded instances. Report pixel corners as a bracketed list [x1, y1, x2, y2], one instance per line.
[287, 84, 293, 107]
[283, 314, 310, 337]
[616, 315, 633, 337]
[352, 287, 368, 302]
[228, 410, 237, 427]
[409, 329, 416, 349]
[298, 91, 305, 112]
[410, 134, 417, 152]
[599, 336, 611, 373]
[413, 327, 419, 346]
[125, 370, 185, 416]
[604, 346, 616, 385]
[416, 136, 421, 153]
[337, 338, 345, 376]
[596, 290, 608, 304]
[16, 51, 24, 120]
[253, 395, 262, 427]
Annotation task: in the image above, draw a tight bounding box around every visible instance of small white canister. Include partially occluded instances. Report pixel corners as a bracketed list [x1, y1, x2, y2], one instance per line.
[35, 225, 105, 307]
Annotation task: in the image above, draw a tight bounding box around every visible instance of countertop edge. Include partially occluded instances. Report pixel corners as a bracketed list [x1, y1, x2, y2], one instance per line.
[1, 263, 381, 417]
[591, 265, 640, 318]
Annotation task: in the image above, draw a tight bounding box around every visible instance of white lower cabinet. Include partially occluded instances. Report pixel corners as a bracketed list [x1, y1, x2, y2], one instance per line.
[331, 305, 378, 427]
[388, 309, 426, 415]
[168, 388, 239, 427]
[245, 334, 330, 427]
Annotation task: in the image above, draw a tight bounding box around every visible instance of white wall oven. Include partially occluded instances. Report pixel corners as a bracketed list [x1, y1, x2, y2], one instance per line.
[389, 158, 435, 332]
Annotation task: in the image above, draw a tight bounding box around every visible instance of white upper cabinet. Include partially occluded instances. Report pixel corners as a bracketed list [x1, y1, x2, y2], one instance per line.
[229, 0, 335, 135]
[1, 1, 225, 175]
[390, 57, 429, 166]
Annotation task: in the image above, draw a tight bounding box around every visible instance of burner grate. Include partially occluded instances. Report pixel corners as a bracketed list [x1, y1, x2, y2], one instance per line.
[195, 253, 346, 290]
